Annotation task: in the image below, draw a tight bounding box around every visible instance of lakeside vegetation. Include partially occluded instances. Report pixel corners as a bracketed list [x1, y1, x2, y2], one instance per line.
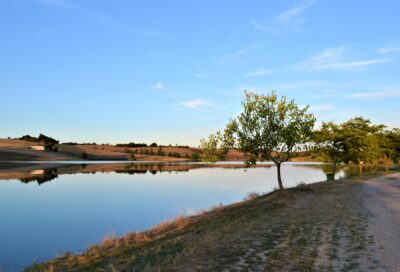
[201, 92, 400, 189]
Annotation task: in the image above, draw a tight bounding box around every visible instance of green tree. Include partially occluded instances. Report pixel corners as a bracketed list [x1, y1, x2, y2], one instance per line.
[314, 117, 390, 171]
[340, 117, 383, 163]
[200, 131, 229, 163]
[377, 128, 400, 161]
[189, 152, 200, 162]
[313, 122, 347, 174]
[203, 91, 315, 190]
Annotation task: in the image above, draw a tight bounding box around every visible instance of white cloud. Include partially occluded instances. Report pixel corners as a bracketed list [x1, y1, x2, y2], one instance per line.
[239, 80, 327, 93]
[245, 68, 272, 77]
[151, 82, 166, 91]
[193, 73, 208, 78]
[346, 89, 400, 99]
[251, 0, 317, 33]
[297, 47, 391, 71]
[377, 46, 400, 54]
[217, 42, 267, 64]
[276, 0, 317, 22]
[309, 103, 336, 112]
[179, 100, 211, 110]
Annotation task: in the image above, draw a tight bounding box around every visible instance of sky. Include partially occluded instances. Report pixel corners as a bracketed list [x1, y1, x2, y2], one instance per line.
[1, 0, 400, 146]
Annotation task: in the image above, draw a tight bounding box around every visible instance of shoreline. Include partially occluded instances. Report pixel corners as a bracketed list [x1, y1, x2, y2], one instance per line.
[26, 170, 399, 271]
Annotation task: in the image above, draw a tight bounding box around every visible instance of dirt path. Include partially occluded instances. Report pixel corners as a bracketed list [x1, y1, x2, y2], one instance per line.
[362, 172, 400, 271]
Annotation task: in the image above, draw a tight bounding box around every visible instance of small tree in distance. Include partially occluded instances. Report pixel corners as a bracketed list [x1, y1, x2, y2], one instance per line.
[313, 122, 347, 175]
[202, 91, 315, 190]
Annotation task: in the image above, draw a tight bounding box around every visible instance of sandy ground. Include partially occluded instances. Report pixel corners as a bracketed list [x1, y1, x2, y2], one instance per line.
[362, 172, 400, 271]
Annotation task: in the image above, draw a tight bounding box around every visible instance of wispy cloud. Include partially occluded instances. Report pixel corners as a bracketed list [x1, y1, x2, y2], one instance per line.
[251, 0, 317, 34]
[377, 45, 400, 54]
[239, 80, 327, 93]
[346, 88, 400, 99]
[245, 68, 272, 77]
[179, 100, 212, 110]
[193, 73, 208, 78]
[276, 0, 317, 22]
[151, 82, 166, 91]
[297, 47, 391, 71]
[309, 103, 336, 112]
[35, 0, 161, 37]
[216, 42, 267, 64]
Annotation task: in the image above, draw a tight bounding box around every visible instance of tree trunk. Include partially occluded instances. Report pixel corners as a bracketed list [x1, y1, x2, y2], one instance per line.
[332, 161, 337, 180]
[276, 162, 284, 190]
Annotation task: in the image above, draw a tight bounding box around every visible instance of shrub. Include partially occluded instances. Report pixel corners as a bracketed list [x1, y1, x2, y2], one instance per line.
[81, 152, 88, 159]
[129, 152, 136, 161]
[190, 152, 200, 162]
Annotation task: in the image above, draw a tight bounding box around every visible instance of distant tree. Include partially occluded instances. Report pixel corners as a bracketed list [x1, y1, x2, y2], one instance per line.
[19, 134, 38, 142]
[340, 117, 383, 163]
[203, 91, 315, 190]
[313, 122, 347, 174]
[129, 152, 136, 161]
[314, 117, 389, 172]
[81, 152, 88, 160]
[376, 128, 400, 162]
[200, 131, 229, 163]
[150, 143, 158, 147]
[157, 147, 165, 156]
[190, 152, 200, 162]
[20, 134, 59, 151]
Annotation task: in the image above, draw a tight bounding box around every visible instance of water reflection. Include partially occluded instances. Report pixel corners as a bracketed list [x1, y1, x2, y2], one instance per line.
[0, 162, 395, 186]
[19, 168, 58, 184]
[0, 161, 397, 271]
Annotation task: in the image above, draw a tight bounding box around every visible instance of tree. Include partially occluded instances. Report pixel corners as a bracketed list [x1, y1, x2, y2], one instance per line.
[377, 128, 400, 162]
[189, 152, 200, 162]
[157, 146, 165, 156]
[129, 152, 136, 161]
[313, 122, 347, 175]
[203, 91, 315, 190]
[81, 152, 88, 159]
[200, 131, 229, 163]
[340, 117, 383, 164]
[314, 117, 389, 172]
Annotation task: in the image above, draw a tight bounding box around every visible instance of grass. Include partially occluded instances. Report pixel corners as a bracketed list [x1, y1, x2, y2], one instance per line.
[26, 172, 393, 272]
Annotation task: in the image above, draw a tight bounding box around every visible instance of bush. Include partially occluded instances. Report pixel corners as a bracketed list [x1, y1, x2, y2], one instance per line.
[157, 147, 165, 156]
[190, 152, 200, 162]
[81, 152, 88, 159]
[129, 152, 136, 161]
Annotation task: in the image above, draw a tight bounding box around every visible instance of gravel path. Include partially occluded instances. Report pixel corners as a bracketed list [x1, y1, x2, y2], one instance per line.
[362, 172, 400, 271]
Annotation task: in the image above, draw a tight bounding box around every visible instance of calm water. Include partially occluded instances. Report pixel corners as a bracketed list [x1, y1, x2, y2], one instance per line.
[0, 162, 382, 271]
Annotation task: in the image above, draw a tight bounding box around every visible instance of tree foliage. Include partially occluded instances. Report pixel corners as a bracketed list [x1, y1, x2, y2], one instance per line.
[202, 91, 315, 189]
[199, 131, 230, 163]
[314, 117, 393, 166]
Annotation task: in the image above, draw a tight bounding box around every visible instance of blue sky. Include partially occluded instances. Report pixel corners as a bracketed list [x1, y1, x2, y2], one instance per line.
[1, 0, 399, 146]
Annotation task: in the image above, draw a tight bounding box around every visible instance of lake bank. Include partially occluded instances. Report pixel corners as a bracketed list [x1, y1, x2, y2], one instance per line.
[1, 162, 345, 271]
[26, 170, 400, 271]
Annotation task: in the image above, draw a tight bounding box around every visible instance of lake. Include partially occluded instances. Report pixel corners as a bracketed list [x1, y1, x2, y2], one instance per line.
[0, 161, 386, 271]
